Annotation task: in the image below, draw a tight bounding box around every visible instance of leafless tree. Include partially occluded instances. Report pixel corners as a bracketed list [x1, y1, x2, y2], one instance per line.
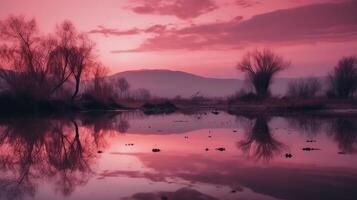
[238, 116, 287, 162]
[116, 77, 130, 99]
[287, 77, 321, 98]
[69, 35, 94, 101]
[85, 63, 114, 104]
[131, 88, 151, 101]
[0, 16, 95, 103]
[328, 56, 357, 98]
[237, 49, 290, 98]
[0, 16, 57, 99]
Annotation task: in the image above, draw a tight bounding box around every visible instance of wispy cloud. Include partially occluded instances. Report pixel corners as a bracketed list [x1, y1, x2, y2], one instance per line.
[89, 24, 168, 37]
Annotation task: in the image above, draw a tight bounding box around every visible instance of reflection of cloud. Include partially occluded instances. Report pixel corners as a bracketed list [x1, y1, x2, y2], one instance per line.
[112, 1, 357, 52]
[108, 153, 357, 200]
[126, 0, 218, 20]
[122, 187, 218, 200]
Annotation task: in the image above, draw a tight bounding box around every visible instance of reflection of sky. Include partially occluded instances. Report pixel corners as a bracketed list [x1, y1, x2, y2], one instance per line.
[1, 112, 357, 200]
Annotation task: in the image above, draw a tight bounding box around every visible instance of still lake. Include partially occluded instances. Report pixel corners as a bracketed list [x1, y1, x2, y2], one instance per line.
[0, 111, 356, 200]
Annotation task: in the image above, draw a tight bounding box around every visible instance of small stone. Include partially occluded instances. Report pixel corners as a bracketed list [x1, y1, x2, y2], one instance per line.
[216, 147, 226, 151]
[152, 148, 161, 152]
[285, 153, 293, 158]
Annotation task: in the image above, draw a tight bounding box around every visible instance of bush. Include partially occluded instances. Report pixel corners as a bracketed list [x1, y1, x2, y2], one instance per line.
[142, 101, 177, 114]
[287, 78, 321, 99]
[328, 56, 357, 99]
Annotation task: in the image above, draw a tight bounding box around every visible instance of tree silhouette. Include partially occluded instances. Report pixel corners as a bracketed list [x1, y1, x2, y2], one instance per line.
[328, 118, 357, 154]
[0, 16, 95, 104]
[237, 49, 289, 98]
[328, 56, 357, 98]
[238, 116, 286, 162]
[0, 116, 110, 199]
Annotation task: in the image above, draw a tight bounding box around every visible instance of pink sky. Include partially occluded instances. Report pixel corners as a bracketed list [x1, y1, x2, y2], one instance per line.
[1, 0, 357, 78]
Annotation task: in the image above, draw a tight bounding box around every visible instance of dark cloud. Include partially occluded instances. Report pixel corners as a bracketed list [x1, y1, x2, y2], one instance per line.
[127, 0, 218, 19]
[113, 0, 357, 53]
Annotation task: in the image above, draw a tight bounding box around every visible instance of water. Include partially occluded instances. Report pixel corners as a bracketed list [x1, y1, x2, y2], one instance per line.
[0, 111, 356, 200]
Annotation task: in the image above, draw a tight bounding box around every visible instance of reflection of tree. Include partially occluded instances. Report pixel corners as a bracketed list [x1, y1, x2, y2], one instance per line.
[238, 116, 286, 162]
[328, 118, 357, 154]
[79, 112, 130, 149]
[287, 116, 323, 137]
[0, 117, 103, 199]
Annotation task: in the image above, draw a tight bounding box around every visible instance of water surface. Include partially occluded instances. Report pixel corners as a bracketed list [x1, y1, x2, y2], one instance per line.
[0, 111, 356, 200]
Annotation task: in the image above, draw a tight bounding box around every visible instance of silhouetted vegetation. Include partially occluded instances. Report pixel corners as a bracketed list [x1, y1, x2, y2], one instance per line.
[0, 16, 100, 112]
[238, 116, 286, 162]
[328, 118, 357, 154]
[0, 112, 133, 199]
[237, 49, 290, 99]
[287, 77, 321, 99]
[0, 16, 357, 114]
[142, 101, 177, 114]
[327, 56, 357, 98]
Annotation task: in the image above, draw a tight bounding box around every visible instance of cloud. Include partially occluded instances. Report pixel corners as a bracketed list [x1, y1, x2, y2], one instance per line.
[113, 0, 357, 53]
[89, 26, 140, 37]
[89, 24, 168, 37]
[235, 0, 261, 8]
[127, 0, 218, 20]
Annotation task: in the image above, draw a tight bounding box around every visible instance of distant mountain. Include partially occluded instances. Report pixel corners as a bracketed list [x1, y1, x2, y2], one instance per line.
[109, 69, 326, 98]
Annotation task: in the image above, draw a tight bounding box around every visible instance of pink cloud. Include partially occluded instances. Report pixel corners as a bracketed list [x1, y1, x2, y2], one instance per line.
[127, 0, 218, 20]
[235, 0, 261, 8]
[89, 26, 140, 36]
[113, 0, 357, 52]
[89, 24, 168, 37]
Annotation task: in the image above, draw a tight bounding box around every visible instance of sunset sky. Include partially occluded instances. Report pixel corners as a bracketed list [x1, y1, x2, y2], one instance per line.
[1, 0, 357, 78]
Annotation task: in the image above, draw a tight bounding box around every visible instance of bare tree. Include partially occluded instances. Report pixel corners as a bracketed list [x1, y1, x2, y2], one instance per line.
[287, 77, 321, 98]
[85, 64, 114, 104]
[116, 77, 130, 99]
[0, 16, 57, 99]
[131, 88, 151, 101]
[47, 21, 77, 96]
[0, 16, 95, 103]
[69, 35, 94, 101]
[237, 49, 290, 98]
[328, 56, 357, 98]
